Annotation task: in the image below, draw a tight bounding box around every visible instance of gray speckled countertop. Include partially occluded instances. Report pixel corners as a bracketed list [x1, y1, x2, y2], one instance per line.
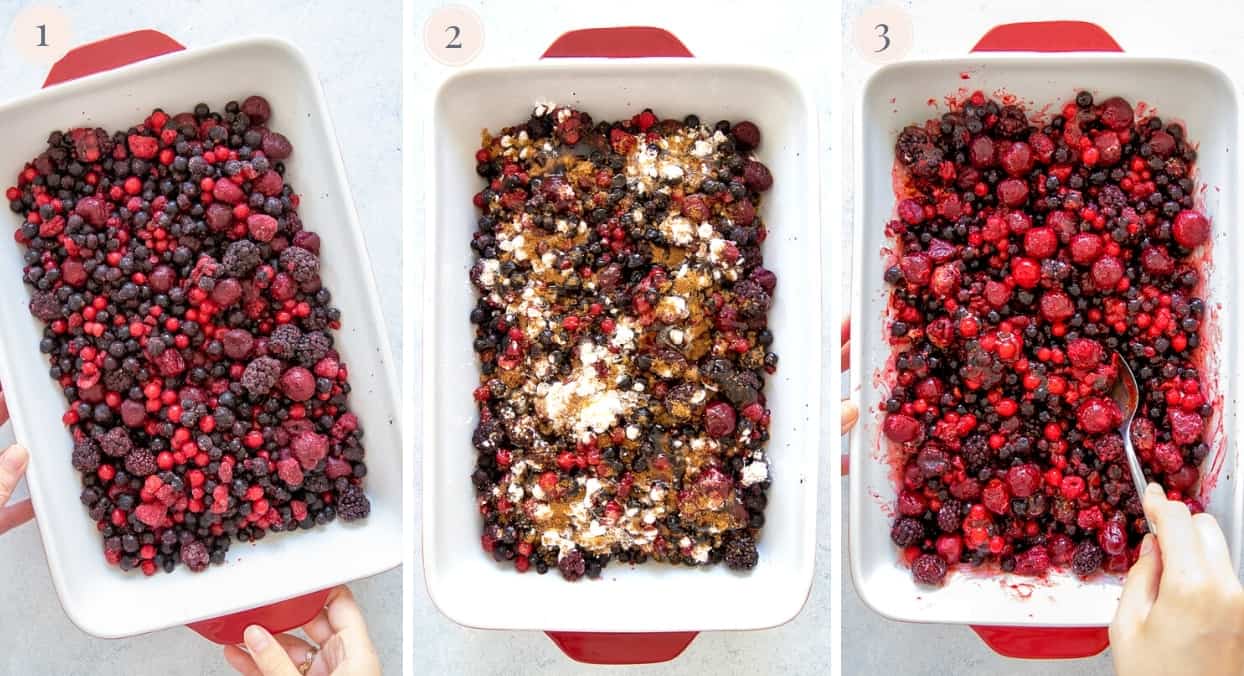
[0, 2, 401, 675]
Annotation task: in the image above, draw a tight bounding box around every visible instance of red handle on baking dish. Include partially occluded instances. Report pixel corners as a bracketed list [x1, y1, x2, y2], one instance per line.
[538, 26, 697, 665]
[186, 588, 333, 644]
[964, 20, 1120, 660]
[43, 28, 332, 645]
[44, 29, 185, 87]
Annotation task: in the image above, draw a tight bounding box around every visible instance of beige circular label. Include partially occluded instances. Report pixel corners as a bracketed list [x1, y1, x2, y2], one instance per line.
[8, 4, 73, 67]
[423, 5, 483, 67]
[852, 5, 912, 65]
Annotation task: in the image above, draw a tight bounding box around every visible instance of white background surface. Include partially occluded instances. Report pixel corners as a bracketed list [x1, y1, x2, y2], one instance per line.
[0, 2, 402, 675]
[406, 0, 841, 673]
[841, 0, 1244, 674]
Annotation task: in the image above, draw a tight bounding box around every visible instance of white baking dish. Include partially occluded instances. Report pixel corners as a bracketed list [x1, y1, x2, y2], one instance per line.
[424, 57, 821, 633]
[0, 34, 401, 638]
[849, 53, 1243, 628]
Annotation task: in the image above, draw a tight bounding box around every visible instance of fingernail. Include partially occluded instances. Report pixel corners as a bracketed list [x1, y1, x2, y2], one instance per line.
[0, 446, 28, 472]
[1145, 482, 1164, 499]
[1139, 534, 1155, 556]
[244, 625, 271, 651]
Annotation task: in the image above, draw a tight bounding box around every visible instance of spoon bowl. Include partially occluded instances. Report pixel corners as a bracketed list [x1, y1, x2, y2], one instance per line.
[1112, 351, 1153, 533]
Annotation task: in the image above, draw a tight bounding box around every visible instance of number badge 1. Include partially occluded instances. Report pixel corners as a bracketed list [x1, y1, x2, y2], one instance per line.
[853, 5, 912, 65]
[423, 5, 483, 66]
[9, 4, 74, 66]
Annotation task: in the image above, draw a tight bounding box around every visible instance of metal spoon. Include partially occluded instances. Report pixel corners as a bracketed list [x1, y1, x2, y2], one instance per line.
[1111, 351, 1154, 534]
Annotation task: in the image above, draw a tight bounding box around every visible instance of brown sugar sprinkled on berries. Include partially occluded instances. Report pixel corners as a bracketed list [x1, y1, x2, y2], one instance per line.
[469, 105, 777, 577]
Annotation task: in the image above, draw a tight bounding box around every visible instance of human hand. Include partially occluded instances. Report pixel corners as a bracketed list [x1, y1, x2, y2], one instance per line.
[0, 444, 34, 535]
[1110, 483, 1244, 676]
[223, 586, 382, 676]
[0, 392, 36, 536]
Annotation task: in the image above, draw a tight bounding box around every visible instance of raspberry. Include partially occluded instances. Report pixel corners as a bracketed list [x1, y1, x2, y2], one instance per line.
[982, 479, 1011, 515]
[731, 121, 761, 150]
[241, 357, 282, 395]
[241, 95, 271, 124]
[1013, 545, 1051, 577]
[882, 414, 922, 443]
[742, 160, 773, 192]
[1077, 397, 1121, 435]
[275, 457, 304, 488]
[220, 328, 255, 360]
[290, 430, 329, 470]
[247, 214, 279, 242]
[1173, 209, 1211, 248]
[703, 401, 737, 438]
[134, 503, 167, 528]
[1005, 464, 1042, 498]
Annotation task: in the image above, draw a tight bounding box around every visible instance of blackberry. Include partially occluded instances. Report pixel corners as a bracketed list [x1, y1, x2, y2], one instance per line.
[936, 501, 963, 533]
[890, 517, 926, 547]
[732, 279, 772, 319]
[266, 324, 302, 359]
[557, 548, 586, 581]
[279, 246, 319, 284]
[222, 239, 261, 277]
[71, 438, 101, 472]
[723, 532, 760, 570]
[180, 540, 211, 572]
[1071, 541, 1104, 576]
[124, 449, 157, 477]
[911, 553, 948, 585]
[241, 357, 282, 395]
[29, 290, 62, 322]
[296, 331, 332, 366]
[336, 484, 371, 521]
[99, 427, 133, 458]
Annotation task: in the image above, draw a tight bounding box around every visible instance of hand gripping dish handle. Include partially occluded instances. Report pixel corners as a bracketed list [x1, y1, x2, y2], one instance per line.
[43, 29, 331, 645]
[966, 19, 1121, 660]
[539, 26, 697, 665]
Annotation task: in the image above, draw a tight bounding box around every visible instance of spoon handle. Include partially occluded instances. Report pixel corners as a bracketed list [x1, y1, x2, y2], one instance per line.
[1121, 420, 1155, 535]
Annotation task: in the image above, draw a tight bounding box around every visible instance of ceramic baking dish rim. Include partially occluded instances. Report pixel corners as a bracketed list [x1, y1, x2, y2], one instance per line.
[0, 35, 401, 638]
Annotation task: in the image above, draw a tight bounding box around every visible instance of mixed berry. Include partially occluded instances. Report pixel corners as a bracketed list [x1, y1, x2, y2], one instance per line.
[881, 91, 1213, 585]
[469, 105, 777, 580]
[8, 97, 369, 575]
